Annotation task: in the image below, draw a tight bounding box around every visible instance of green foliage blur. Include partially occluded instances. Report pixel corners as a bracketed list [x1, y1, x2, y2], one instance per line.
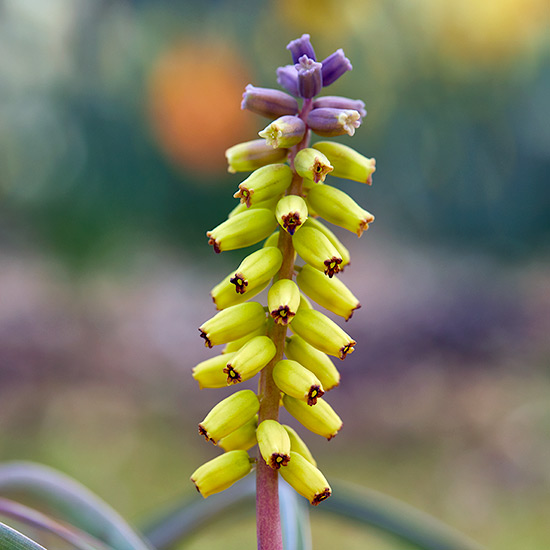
[1, 2, 550, 549]
[1, 0, 548, 267]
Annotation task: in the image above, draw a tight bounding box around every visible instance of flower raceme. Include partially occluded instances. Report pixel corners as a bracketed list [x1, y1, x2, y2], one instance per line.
[190, 34, 377, 513]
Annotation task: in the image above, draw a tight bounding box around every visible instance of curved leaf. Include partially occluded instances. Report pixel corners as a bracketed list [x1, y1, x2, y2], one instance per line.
[319, 480, 485, 550]
[0, 497, 113, 550]
[0, 462, 153, 550]
[143, 475, 256, 549]
[0, 521, 49, 550]
[279, 479, 312, 550]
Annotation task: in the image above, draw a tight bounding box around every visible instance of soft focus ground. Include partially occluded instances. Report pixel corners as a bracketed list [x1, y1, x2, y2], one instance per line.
[1, 239, 549, 550]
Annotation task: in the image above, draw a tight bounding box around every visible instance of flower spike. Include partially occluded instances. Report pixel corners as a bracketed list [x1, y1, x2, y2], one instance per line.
[193, 34, 378, 526]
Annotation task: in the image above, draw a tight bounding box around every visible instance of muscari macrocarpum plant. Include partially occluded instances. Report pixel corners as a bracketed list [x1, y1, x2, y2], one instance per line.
[0, 33, 484, 550]
[190, 33, 375, 549]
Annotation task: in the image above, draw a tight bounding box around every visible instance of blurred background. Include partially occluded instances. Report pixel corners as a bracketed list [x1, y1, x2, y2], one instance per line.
[1, 0, 549, 548]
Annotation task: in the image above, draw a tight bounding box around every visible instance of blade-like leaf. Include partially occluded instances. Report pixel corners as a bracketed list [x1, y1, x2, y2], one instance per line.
[0, 497, 113, 550]
[318, 480, 485, 550]
[0, 462, 153, 550]
[143, 475, 256, 549]
[0, 521, 49, 550]
[279, 479, 312, 550]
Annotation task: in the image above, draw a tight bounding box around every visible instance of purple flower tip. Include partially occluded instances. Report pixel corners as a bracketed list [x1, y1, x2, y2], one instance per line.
[321, 49, 353, 87]
[286, 34, 316, 64]
[295, 55, 323, 99]
[277, 65, 299, 97]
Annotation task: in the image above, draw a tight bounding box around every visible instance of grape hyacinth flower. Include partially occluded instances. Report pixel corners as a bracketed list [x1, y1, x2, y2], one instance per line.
[190, 35, 376, 550]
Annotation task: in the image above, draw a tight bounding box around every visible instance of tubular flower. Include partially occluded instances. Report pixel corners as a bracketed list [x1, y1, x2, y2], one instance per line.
[193, 35, 377, 518]
[198, 302, 266, 348]
[241, 84, 299, 118]
[225, 139, 289, 173]
[306, 184, 375, 237]
[206, 208, 277, 253]
[229, 246, 283, 295]
[312, 141, 376, 185]
[283, 425, 317, 466]
[285, 334, 341, 391]
[296, 264, 361, 321]
[294, 148, 333, 183]
[218, 416, 258, 452]
[198, 389, 260, 444]
[283, 395, 343, 440]
[268, 279, 301, 325]
[192, 352, 237, 389]
[279, 452, 331, 506]
[292, 226, 343, 278]
[257, 420, 291, 469]
[312, 96, 366, 119]
[223, 336, 276, 384]
[233, 163, 293, 208]
[222, 324, 267, 354]
[303, 217, 351, 268]
[275, 195, 308, 236]
[307, 108, 362, 137]
[290, 308, 356, 360]
[272, 359, 324, 406]
[259, 116, 307, 149]
[191, 450, 253, 498]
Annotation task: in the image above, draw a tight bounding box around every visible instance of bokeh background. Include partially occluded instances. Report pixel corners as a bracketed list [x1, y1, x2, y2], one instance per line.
[1, 1, 550, 548]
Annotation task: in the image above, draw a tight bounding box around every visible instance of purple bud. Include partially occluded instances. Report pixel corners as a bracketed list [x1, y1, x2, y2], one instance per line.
[286, 34, 316, 64]
[276, 65, 299, 97]
[307, 108, 362, 137]
[296, 55, 323, 99]
[321, 49, 352, 87]
[312, 96, 366, 119]
[241, 84, 299, 118]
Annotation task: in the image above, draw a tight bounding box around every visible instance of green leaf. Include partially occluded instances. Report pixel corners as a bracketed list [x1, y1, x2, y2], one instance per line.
[0, 462, 153, 550]
[0, 497, 113, 550]
[143, 475, 256, 549]
[279, 479, 312, 550]
[0, 521, 49, 550]
[318, 480, 485, 550]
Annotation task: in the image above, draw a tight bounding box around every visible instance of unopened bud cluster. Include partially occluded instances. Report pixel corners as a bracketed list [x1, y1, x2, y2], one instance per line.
[191, 34, 376, 507]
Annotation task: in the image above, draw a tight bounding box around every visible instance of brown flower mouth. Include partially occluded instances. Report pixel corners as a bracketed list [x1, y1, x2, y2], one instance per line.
[282, 212, 302, 235]
[199, 329, 213, 348]
[269, 453, 291, 469]
[345, 303, 361, 322]
[312, 488, 331, 505]
[207, 233, 221, 253]
[270, 305, 295, 325]
[307, 385, 324, 406]
[339, 341, 356, 359]
[230, 272, 248, 294]
[223, 365, 242, 384]
[323, 257, 342, 278]
[198, 424, 210, 442]
[234, 187, 253, 208]
[312, 158, 333, 183]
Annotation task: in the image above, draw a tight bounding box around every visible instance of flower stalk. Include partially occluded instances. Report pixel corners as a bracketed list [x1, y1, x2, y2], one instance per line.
[190, 34, 377, 550]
